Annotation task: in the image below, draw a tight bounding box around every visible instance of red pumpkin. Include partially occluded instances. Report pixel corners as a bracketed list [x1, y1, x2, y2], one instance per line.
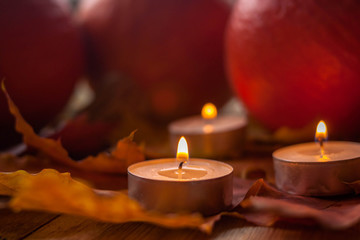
[0, 0, 84, 148]
[78, 0, 231, 123]
[226, 0, 360, 138]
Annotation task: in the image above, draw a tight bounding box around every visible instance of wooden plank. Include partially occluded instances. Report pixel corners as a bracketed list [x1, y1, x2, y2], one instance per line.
[25, 214, 208, 240]
[212, 216, 360, 240]
[4, 211, 360, 240]
[0, 209, 58, 240]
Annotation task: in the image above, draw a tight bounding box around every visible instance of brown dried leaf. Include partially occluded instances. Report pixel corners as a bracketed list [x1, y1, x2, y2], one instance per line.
[239, 179, 360, 230]
[344, 180, 360, 194]
[1, 83, 144, 173]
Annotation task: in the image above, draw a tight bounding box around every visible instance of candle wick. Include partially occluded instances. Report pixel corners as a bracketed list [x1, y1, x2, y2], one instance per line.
[177, 160, 187, 180]
[178, 161, 186, 169]
[319, 138, 325, 158]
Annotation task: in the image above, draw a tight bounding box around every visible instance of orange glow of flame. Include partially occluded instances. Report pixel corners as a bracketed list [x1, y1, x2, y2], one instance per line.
[201, 103, 217, 119]
[315, 120, 328, 141]
[177, 136, 189, 160]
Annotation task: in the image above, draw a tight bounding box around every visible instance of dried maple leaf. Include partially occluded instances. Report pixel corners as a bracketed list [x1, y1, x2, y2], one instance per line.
[77, 131, 145, 173]
[344, 180, 360, 194]
[0, 169, 258, 234]
[0, 170, 30, 196]
[3, 168, 360, 233]
[0, 169, 211, 232]
[1, 82, 144, 174]
[239, 179, 360, 230]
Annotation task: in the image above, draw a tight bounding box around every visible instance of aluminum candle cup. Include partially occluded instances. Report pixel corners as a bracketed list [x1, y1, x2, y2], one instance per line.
[128, 159, 233, 216]
[273, 141, 360, 196]
[168, 115, 247, 158]
[169, 103, 247, 159]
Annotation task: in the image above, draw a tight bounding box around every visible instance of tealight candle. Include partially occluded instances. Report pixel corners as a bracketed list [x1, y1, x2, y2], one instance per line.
[273, 121, 360, 196]
[168, 103, 247, 158]
[128, 137, 233, 215]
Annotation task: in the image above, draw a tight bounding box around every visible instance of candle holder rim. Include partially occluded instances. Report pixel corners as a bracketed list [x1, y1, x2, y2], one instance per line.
[273, 141, 360, 163]
[273, 141, 360, 151]
[127, 171, 234, 184]
[168, 115, 247, 134]
[128, 158, 233, 182]
[273, 156, 360, 165]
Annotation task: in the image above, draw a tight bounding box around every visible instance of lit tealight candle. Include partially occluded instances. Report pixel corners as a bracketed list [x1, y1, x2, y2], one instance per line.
[168, 103, 247, 158]
[273, 120, 360, 196]
[128, 137, 233, 215]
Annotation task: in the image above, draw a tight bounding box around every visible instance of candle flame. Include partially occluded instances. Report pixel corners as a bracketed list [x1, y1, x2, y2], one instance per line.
[201, 103, 217, 119]
[315, 120, 328, 141]
[315, 120, 329, 160]
[177, 136, 189, 160]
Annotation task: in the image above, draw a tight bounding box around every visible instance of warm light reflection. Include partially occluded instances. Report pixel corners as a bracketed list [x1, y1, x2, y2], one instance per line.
[176, 136, 189, 161]
[203, 124, 214, 133]
[201, 103, 217, 119]
[315, 120, 328, 141]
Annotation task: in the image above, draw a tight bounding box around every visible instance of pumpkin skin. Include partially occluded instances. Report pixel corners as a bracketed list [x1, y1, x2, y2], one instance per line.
[78, 0, 231, 123]
[226, 0, 360, 138]
[0, 0, 84, 148]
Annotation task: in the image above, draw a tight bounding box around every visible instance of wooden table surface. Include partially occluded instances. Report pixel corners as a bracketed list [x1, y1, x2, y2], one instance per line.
[1, 157, 360, 239]
[1, 208, 360, 240]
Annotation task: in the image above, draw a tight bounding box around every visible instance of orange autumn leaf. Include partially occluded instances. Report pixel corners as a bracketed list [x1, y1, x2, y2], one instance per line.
[1, 82, 144, 173]
[78, 131, 145, 173]
[0, 169, 213, 233]
[0, 170, 30, 196]
[3, 169, 360, 233]
[0, 170, 254, 234]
